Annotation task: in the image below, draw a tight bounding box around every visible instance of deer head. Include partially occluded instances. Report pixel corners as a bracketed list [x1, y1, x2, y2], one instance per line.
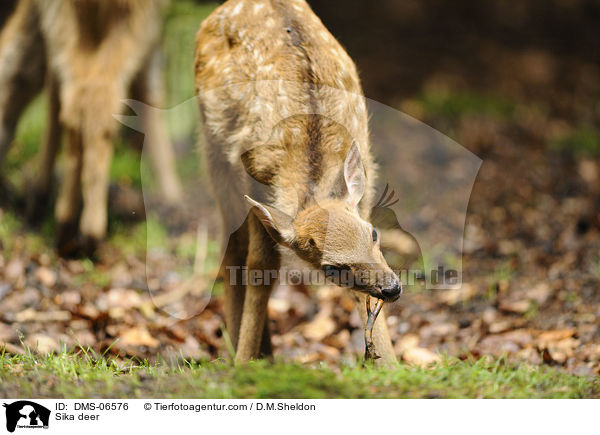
[245, 142, 402, 302]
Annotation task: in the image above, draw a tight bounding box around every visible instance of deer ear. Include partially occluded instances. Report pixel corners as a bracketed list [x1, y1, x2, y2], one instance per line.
[244, 195, 294, 245]
[344, 141, 366, 207]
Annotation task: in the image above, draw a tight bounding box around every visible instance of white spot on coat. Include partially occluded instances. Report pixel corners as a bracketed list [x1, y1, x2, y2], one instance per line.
[232, 3, 243, 16]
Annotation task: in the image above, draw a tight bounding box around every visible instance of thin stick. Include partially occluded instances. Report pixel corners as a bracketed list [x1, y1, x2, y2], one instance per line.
[364, 296, 384, 361]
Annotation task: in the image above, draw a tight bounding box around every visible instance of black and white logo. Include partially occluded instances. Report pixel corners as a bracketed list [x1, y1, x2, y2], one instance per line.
[3, 401, 50, 433]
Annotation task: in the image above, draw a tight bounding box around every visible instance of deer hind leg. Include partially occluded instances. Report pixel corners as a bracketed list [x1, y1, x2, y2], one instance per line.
[235, 213, 280, 363]
[221, 219, 249, 353]
[204, 132, 252, 354]
[27, 73, 61, 222]
[0, 0, 45, 169]
[353, 292, 398, 367]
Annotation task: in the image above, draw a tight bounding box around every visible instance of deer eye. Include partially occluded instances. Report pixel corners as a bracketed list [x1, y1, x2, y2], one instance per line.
[372, 228, 378, 243]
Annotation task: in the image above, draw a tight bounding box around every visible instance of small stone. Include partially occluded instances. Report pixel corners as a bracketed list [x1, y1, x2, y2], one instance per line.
[5, 259, 24, 281]
[35, 267, 57, 288]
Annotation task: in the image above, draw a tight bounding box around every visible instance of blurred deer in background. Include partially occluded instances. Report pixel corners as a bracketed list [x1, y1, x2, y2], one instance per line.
[195, 0, 401, 364]
[0, 0, 182, 256]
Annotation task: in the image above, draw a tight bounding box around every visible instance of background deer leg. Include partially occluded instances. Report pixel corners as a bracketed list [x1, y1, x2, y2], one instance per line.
[27, 73, 61, 222]
[79, 128, 114, 256]
[55, 128, 83, 257]
[0, 0, 45, 171]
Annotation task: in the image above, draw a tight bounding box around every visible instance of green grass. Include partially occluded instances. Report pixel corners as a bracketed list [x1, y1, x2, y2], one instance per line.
[414, 89, 517, 121]
[1, 350, 598, 399]
[163, 0, 216, 141]
[0, 210, 53, 259]
[72, 259, 112, 288]
[550, 125, 600, 157]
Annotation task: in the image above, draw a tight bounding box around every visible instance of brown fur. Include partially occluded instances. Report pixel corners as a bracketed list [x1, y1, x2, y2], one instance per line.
[195, 0, 400, 364]
[0, 0, 182, 256]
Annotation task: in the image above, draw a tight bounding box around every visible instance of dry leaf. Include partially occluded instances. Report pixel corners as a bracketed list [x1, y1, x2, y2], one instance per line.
[438, 284, 476, 305]
[119, 326, 159, 348]
[106, 288, 144, 309]
[402, 347, 441, 367]
[303, 314, 336, 341]
[499, 300, 531, 314]
[537, 329, 575, 344]
[395, 333, 420, 354]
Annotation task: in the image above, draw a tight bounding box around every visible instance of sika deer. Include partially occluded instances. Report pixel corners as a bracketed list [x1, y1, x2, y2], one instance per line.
[195, 0, 401, 364]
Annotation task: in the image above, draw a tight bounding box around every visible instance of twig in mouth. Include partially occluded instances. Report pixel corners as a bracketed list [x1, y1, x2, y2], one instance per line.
[364, 296, 384, 361]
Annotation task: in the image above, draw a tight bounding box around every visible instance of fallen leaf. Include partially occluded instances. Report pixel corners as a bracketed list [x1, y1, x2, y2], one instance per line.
[419, 322, 458, 339]
[323, 329, 350, 348]
[402, 347, 441, 367]
[395, 333, 420, 354]
[106, 288, 144, 309]
[119, 326, 159, 348]
[499, 300, 531, 314]
[537, 329, 575, 344]
[488, 320, 513, 334]
[14, 308, 71, 323]
[438, 284, 477, 305]
[302, 310, 336, 341]
[478, 335, 521, 356]
[528, 283, 551, 304]
[546, 338, 580, 364]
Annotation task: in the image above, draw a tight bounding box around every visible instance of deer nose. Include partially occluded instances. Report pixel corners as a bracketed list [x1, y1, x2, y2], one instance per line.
[380, 282, 402, 301]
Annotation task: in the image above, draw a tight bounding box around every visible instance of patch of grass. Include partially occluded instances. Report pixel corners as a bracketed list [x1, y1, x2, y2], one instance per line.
[6, 94, 47, 179]
[146, 214, 169, 251]
[108, 220, 148, 257]
[550, 125, 600, 158]
[411, 89, 516, 121]
[72, 259, 112, 288]
[107, 214, 169, 258]
[163, 0, 216, 141]
[110, 143, 142, 188]
[0, 210, 53, 259]
[486, 259, 514, 302]
[0, 209, 22, 249]
[1, 350, 598, 399]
